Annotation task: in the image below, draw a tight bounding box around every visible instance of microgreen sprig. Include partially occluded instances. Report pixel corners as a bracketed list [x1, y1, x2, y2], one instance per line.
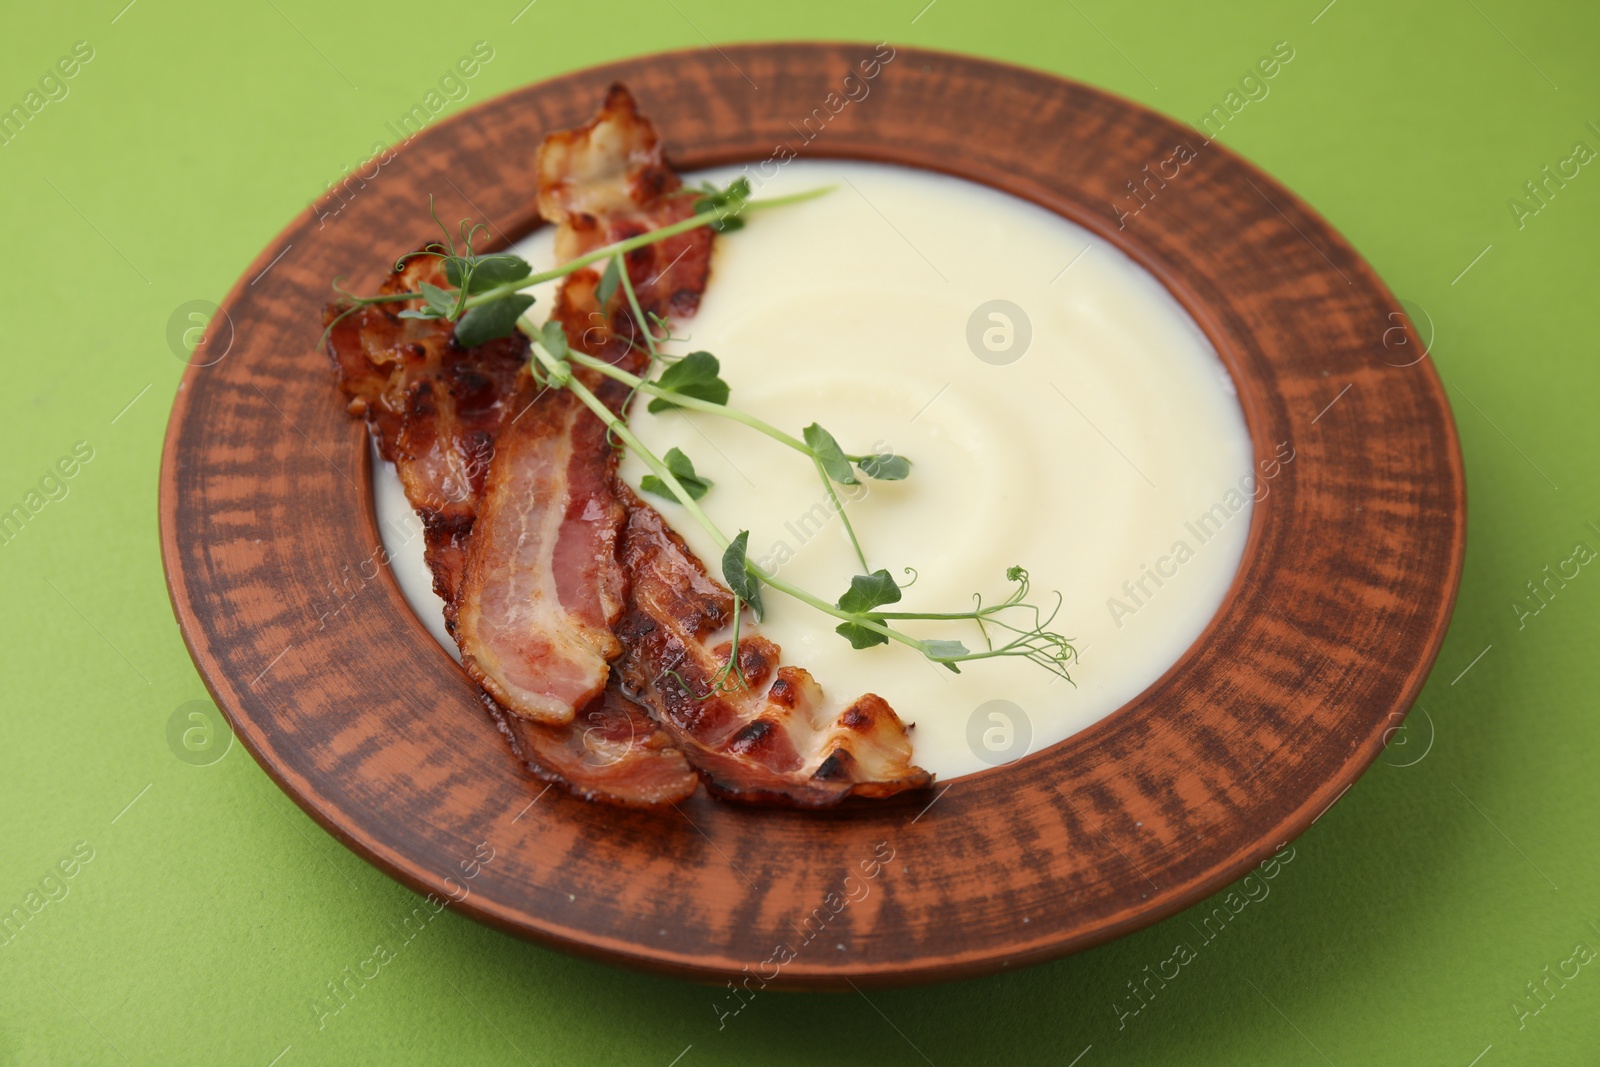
[640, 447, 713, 502]
[566, 338, 906, 573]
[322, 181, 832, 350]
[693, 176, 752, 232]
[333, 180, 1074, 686]
[523, 334, 1075, 681]
[558, 347, 911, 485]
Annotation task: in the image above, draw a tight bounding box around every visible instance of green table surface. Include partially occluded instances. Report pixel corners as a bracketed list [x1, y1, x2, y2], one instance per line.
[4, 0, 1597, 1063]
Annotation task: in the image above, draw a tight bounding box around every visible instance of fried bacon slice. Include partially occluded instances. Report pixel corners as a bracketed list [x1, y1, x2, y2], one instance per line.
[453, 380, 626, 721]
[613, 491, 933, 807]
[537, 84, 682, 262]
[452, 83, 711, 726]
[326, 275, 698, 804]
[540, 83, 716, 346]
[323, 255, 525, 619]
[322, 206, 695, 801]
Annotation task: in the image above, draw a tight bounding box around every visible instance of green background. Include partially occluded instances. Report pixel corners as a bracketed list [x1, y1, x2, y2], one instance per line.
[3, 0, 1596, 1063]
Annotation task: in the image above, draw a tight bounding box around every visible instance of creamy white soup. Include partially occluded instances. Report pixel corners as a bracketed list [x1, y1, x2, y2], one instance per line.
[374, 160, 1258, 780]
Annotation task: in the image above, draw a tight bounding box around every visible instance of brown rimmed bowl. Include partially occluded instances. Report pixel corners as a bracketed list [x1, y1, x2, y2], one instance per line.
[159, 42, 1465, 988]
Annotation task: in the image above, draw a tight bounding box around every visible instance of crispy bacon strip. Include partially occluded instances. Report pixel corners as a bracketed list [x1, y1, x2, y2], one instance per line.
[453, 379, 625, 721]
[322, 186, 698, 803]
[612, 492, 931, 806]
[453, 83, 712, 725]
[323, 256, 525, 618]
[537, 84, 680, 261]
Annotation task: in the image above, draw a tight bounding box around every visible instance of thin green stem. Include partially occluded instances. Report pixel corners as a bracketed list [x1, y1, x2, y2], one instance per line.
[717, 595, 750, 692]
[872, 611, 1001, 621]
[613, 250, 659, 357]
[814, 455, 869, 573]
[351, 187, 833, 310]
[563, 348, 812, 453]
[757, 573, 927, 654]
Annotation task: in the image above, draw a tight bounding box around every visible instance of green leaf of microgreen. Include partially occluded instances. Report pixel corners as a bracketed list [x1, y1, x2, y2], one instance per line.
[397, 308, 443, 320]
[419, 282, 459, 318]
[857, 452, 911, 481]
[834, 621, 890, 649]
[803, 424, 858, 485]
[693, 176, 749, 212]
[472, 254, 532, 289]
[923, 638, 970, 672]
[837, 569, 902, 614]
[597, 256, 622, 309]
[721, 530, 763, 619]
[539, 319, 569, 360]
[445, 253, 533, 293]
[647, 351, 730, 413]
[641, 446, 714, 501]
[832, 569, 902, 650]
[693, 177, 750, 233]
[455, 293, 535, 348]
